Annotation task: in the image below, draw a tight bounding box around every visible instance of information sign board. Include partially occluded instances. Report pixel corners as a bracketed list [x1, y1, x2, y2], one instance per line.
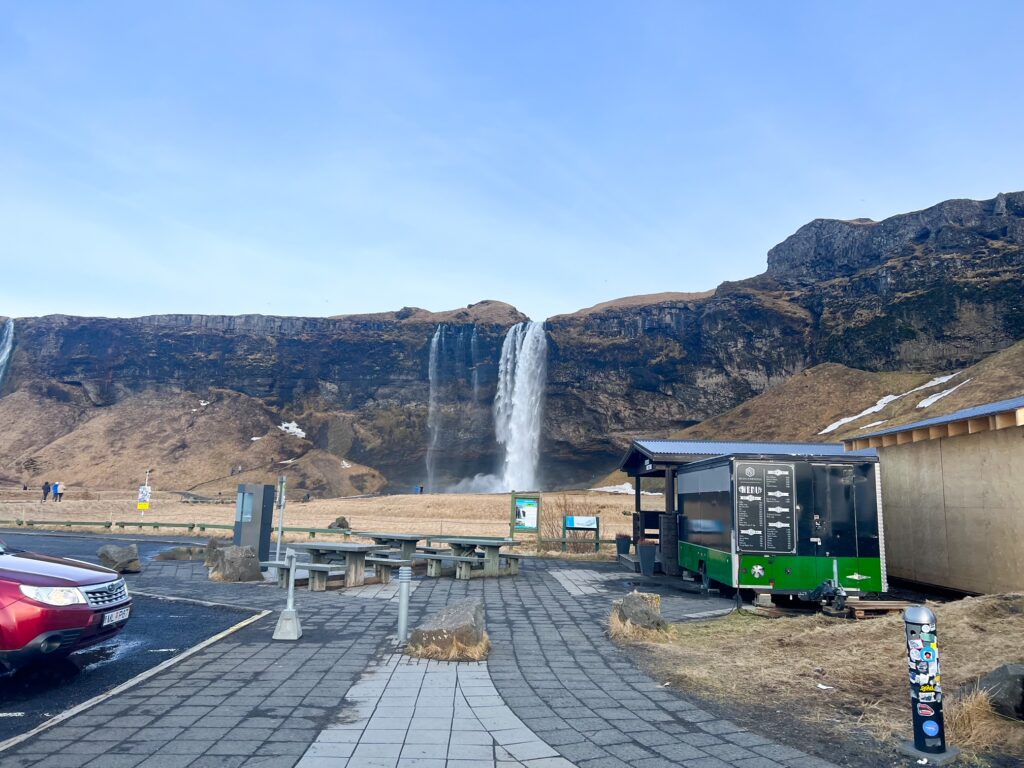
[735, 462, 795, 554]
[510, 493, 540, 533]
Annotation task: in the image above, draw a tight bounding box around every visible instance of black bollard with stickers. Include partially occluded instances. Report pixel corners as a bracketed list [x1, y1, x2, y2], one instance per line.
[900, 605, 959, 764]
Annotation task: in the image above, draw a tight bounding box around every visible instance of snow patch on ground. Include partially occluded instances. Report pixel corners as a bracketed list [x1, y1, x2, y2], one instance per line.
[906, 373, 960, 395]
[199, 400, 210, 407]
[818, 372, 962, 434]
[857, 420, 888, 430]
[278, 458, 297, 464]
[590, 482, 662, 496]
[341, 460, 352, 469]
[818, 395, 902, 435]
[251, 436, 262, 441]
[278, 421, 306, 438]
[918, 379, 971, 408]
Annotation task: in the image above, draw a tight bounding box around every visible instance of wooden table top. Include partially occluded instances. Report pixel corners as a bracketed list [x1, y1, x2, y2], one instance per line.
[440, 537, 519, 548]
[289, 542, 386, 553]
[356, 532, 432, 542]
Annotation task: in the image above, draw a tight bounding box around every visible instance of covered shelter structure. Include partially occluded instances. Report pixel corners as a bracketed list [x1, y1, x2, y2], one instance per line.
[842, 396, 1024, 593]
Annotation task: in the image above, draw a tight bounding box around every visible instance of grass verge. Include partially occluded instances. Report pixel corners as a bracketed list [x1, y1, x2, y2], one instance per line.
[612, 594, 1024, 761]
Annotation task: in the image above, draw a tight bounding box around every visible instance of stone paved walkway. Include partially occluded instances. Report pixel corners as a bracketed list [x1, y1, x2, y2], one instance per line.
[297, 655, 573, 768]
[0, 553, 837, 768]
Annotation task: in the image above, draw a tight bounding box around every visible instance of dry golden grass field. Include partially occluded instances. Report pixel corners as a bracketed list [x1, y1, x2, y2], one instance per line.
[0, 488, 639, 552]
[616, 594, 1024, 761]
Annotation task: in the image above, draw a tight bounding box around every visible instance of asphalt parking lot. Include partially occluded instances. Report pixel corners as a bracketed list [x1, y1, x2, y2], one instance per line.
[0, 531, 256, 743]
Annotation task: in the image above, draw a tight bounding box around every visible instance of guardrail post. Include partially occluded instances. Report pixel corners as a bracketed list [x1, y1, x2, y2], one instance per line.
[273, 548, 302, 641]
[396, 566, 412, 643]
[899, 606, 959, 764]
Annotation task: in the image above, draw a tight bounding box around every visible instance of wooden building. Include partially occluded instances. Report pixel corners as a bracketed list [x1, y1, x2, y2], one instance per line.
[843, 396, 1024, 593]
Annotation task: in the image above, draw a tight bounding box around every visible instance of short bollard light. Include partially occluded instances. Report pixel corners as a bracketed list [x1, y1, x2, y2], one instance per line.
[273, 547, 302, 641]
[396, 565, 412, 643]
[900, 605, 959, 764]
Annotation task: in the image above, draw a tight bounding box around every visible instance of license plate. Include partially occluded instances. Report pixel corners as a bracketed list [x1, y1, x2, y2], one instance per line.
[102, 606, 130, 626]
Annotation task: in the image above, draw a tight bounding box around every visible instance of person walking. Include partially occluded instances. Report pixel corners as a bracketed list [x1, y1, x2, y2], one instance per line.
[51, 480, 60, 501]
[55, 481, 64, 502]
[41, 481, 51, 502]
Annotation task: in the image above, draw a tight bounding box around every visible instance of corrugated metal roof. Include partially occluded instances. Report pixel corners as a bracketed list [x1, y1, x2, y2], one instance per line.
[856, 394, 1024, 439]
[635, 439, 850, 457]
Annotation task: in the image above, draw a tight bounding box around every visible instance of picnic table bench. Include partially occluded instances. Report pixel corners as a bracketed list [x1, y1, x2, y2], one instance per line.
[259, 557, 349, 589]
[288, 542, 386, 590]
[415, 538, 521, 580]
[365, 556, 413, 584]
[355, 531, 434, 561]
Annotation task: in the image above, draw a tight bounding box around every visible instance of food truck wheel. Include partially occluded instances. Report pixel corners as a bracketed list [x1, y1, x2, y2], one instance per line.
[698, 562, 710, 590]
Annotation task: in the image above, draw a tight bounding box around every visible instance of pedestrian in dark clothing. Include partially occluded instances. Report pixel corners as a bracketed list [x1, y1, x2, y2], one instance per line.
[42, 481, 51, 502]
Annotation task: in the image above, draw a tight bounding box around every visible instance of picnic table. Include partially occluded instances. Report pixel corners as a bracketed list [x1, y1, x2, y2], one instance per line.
[289, 542, 387, 591]
[356, 531, 433, 561]
[437, 537, 521, 579]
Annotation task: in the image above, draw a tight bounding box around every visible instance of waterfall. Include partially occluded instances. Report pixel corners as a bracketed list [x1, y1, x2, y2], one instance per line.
[0, 319, 13, 389]
[493, 321, 548, 491]
[425, 324, 446, 492]
[470, 326, 480, 402]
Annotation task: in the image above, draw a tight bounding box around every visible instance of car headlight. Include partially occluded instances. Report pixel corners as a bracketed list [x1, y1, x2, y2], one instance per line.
[19, 584, 87, 606]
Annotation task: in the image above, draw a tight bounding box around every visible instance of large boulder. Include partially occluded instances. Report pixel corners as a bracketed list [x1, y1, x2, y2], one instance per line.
[207, 545, 262, 582]
[97, 544, 142, 574]
[615, 590, 668, 631]
[980, 664, 1024, 721]
[408, 598, 488, 661]
[327, 516, 350, 530]
[203, 538, 223, 567]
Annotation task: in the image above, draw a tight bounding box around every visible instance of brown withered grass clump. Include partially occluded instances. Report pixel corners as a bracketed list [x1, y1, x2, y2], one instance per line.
[608, 605, 672, 643]
[406, 631, 491, 662]
[627, 594, 1024, 758]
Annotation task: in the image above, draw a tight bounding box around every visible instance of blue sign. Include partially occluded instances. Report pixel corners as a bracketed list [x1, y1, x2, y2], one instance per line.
[922, 720, 940, 737]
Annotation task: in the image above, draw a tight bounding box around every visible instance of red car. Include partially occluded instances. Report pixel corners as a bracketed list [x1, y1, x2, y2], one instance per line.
[0, 539, 132, 670]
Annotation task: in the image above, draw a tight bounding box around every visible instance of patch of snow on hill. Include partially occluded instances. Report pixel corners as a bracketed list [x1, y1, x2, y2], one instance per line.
[278, 421, 306, 438]
[918, 379, 971, 409]
[857, 420, 888, 430]
[251, 437, 262, 441]
[341, 460, 352, 469]
[818, 395, 902, 435]
[818, 372, 962, 434]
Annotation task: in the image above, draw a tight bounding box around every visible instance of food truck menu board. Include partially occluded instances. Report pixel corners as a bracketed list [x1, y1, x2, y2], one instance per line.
[735, 462, 796, 553]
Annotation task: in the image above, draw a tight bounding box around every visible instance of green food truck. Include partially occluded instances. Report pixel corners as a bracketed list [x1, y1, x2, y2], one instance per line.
[620, 440, 887, 598]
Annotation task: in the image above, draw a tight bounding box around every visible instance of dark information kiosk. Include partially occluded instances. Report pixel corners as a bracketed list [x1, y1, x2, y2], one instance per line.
[234, 483, 276, 564]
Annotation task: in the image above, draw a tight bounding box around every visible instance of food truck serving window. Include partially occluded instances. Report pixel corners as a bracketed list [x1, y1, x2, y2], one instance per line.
[734, 461, 796, 554]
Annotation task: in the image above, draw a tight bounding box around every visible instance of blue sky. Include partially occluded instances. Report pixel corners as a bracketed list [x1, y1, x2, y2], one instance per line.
[1, 2, 1022, 322]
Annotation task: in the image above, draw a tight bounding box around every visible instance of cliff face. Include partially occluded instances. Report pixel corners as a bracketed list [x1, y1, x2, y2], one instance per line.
[3, 302, 527, 487]
[2, 193, 1022, 491]
[540, 192, 1024, 480]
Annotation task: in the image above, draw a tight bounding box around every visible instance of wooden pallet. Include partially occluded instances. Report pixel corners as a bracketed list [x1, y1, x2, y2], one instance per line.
[744, 599, 913, 620]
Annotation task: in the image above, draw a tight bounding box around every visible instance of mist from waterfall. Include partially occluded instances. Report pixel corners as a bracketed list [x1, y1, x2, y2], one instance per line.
[448, 321, 548, 493]
[0, 319, 13, 389]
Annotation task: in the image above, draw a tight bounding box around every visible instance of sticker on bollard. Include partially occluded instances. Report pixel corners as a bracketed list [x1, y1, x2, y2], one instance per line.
[898, 605, 959, 765]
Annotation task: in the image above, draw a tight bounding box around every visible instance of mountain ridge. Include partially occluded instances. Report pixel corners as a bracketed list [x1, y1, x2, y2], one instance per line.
[1, 190, 1022, 492]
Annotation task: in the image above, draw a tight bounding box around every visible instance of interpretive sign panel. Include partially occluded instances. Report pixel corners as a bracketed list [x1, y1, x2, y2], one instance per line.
[565, 515, 598, 530]
[735, 462, 795, 554]
[510, 493, 540, 533]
